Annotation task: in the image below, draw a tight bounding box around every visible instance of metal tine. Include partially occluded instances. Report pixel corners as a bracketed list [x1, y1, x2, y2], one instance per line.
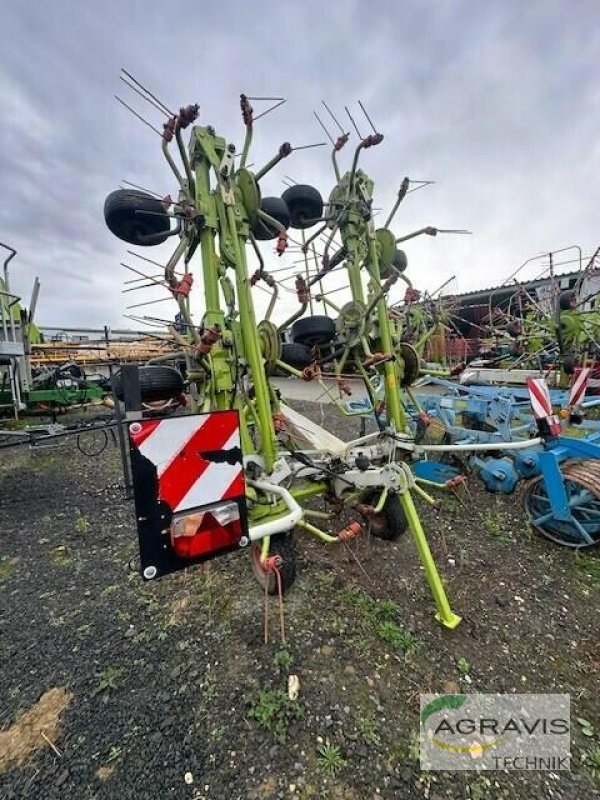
[313, 111, 336, 146]
[119, 74, 170, 118]
[344, 105, 363, 139]
[121, 262, 169, 287]
[406, 180, 436, 195]
[282, 179, 295, 188]
[321, 100, 346, 135]
[115, 96, 162, 137]
[121, 180, 162, 198]
[124, 272, 165, 285]
[284, 175, 298, 185]
[122, 281, 167, 294]
[120, 68, 174, 116]
[127, 250, 171, 272]
[254, 99, 287, 121]
[126, 296, 175, 310]
[358, 100, 378, 134]
[291, 141, 327, 151]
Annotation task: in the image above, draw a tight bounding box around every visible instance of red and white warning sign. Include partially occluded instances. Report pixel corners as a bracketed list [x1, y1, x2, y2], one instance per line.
[569, 367, 590, 409]
[129, 411, 245, 514]
[128, 411, 248, 578]
[526, 378, 553, 420]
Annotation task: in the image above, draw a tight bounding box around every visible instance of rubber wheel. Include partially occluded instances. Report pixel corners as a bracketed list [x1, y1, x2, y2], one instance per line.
[360, 489, 408, 540]
[252, 197, 291, 240]
[281, 342, 312, 369]
[381, 248, 408, 279]
[281, 185, 323, 229]
[394, 249, 408, 272]
[559, 290, 577, 311]
[104, 190, 171, 246]
[112, 365, 184, 402]
[506, 321, 522, 338]
[291, 315, 336, 347]
[399, 342, 420, 388]
[250, 534, 297, 595]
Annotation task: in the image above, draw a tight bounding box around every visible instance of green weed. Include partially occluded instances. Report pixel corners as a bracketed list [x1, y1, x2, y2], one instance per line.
[317, 743, 347, 777]
[246, 688, 303, 742]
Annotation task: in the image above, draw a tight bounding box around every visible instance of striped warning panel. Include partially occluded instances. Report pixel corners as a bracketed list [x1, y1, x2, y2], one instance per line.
[129, 411, 245, 514]
[526, 378, 553, 419]
[569, 367, 591, 409]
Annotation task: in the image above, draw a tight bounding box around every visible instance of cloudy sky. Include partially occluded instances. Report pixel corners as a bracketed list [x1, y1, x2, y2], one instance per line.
[0, 1, 598, 330]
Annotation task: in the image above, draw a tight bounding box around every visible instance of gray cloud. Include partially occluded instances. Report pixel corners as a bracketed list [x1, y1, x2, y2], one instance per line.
[0, 0, 597, 328]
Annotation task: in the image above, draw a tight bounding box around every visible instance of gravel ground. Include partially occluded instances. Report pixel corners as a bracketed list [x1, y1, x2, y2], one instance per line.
[1, 401, 599, 799]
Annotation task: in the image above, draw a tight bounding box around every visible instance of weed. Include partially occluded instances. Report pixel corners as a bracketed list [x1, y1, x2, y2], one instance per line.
[93, 667, 124, 701]
[376, 621, 421, 658]
[246, 688, 303, 742]
[210, 725, 226, 741]
[273, 649, 294, 673]
[480, 509, 510, 543]
[357, 713, 381, 747]
[105, 745, 123, 763]
[457, 657, 471, 676]
[202, 674, 218, 701]
[468, 775, 492, 799]
[74, 512, 90, 534]
[317, 743, 347, 777]
[376, 599, 401, 622]
[577, 717, 595, 738]
[582, 746, 600, 785]
[575, 555, 600, 590]
[0, 556, 17, 582]
[329, 614, 349, 636]
[390, 731, 421, 765]
[51, 545, 72, 566]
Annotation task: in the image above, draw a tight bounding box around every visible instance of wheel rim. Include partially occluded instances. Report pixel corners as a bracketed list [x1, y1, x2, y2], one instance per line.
[523, 461, 600, 548]
[250, 544, 275, 592]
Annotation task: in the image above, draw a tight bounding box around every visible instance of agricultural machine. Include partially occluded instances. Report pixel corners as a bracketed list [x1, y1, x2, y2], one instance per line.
[458, 250, 600, 387]
[104, 74, 469, 630]
[0, 243, 110, 418]
[406, 372, 600, 547]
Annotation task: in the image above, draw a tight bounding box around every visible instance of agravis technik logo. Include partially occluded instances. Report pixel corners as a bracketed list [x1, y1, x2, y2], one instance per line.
[420, 694, 570, 771]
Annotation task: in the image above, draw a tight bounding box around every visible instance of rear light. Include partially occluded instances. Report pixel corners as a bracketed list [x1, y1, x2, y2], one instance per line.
[170, 502, 242, 559]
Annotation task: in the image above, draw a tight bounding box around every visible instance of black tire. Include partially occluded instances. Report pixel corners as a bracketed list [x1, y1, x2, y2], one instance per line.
[506, 321, 522, 338]
[281, 342, 312, 369]
[380, 248, 407, 279]
[361, 489, 409, 540]
[394, 249, 408, 272]
[559, 290, 577, 311]
[250, 533, 297, 595]
[252, 197, 291, 240]
[104, 190, 171, 246]
[399, 342, 420, 388]
[111, 365, 184, 402]
[281, 185, 324, 229]
[291, 315, 336, 348]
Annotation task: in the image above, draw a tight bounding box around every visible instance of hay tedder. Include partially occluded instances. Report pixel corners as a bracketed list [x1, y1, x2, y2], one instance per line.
[104, 75, 470, 630]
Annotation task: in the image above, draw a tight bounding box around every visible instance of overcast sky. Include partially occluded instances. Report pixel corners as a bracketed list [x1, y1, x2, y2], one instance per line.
[0, 1, 598, 331]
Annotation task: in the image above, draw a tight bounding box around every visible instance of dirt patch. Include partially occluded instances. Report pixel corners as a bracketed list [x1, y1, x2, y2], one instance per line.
[95, 763, 116, 781]
[0, 688, 72, 773]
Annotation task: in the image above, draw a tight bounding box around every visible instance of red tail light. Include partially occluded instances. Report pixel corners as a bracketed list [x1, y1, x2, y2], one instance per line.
[170, 502, 242, 559]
